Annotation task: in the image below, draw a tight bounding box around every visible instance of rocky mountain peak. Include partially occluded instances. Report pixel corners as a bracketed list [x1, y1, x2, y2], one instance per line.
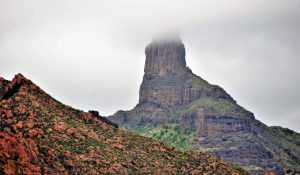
[1, 73, 35, 100]
[144, 36, 186, 76]
[109, 36, 300, 175]
[138, 36, 234, 110]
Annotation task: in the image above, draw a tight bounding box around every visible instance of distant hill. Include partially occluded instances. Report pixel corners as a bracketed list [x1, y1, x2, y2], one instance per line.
[109, 37, 300, 175]
[0, 74, 249, 174]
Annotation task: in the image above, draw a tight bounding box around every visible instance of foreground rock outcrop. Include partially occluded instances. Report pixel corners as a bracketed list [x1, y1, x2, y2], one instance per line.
[0, 74, 249, 174]
[109, 37, 300, 175]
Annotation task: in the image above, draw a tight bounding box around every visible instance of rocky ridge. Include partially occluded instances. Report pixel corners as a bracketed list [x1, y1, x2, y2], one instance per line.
[0, 73, 249, 174]
[108, 37, 300, 175]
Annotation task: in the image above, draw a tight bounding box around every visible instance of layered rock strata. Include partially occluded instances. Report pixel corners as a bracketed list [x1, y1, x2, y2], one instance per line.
[109, 37, 300, 175]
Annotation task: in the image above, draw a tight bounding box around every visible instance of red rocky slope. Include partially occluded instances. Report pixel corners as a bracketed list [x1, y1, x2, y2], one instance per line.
[0, 74, 249, 175]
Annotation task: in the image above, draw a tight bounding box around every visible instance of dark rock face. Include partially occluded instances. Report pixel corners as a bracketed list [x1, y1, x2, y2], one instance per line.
[89, 110, 118, 128]
[1, 73, 29, 100]
[140, 38, 186, 110]
[144, 38, 186, 76]
[108, 36, 300, 175]
[0, 77, 10, 100]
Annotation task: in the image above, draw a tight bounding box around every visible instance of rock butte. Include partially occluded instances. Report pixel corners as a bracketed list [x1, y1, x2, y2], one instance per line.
[109, 36, 300, 175]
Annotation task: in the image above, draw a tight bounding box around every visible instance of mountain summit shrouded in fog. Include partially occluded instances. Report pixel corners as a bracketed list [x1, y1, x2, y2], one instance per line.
[1, 0, 299, 132]
[109, 36, 300, 175]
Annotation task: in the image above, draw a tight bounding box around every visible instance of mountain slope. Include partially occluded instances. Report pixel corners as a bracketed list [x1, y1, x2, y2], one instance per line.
[0, 74, 249, 174]
[108, 37, 300, 175]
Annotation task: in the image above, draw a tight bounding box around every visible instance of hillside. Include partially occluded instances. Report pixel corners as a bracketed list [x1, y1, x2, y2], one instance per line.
[108, 37, 300, 175]
[0, 74, 249, 174]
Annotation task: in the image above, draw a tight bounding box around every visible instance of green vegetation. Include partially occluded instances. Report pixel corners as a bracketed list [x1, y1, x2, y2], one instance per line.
[183, 69, 210, 89]
[172, 97, 241, 120]
[124, 97, 243, 152]
[126, 124, 195, 151]
[186, 97, 240, 115]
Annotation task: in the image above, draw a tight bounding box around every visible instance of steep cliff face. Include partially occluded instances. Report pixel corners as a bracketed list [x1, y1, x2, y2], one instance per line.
[139, 37, 234, 111]
[143, 37, 186, 76]
[109, 37, 300, 175]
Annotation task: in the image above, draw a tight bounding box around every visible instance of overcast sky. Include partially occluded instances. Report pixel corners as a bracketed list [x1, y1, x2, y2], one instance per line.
[0, 0, 299, 132]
